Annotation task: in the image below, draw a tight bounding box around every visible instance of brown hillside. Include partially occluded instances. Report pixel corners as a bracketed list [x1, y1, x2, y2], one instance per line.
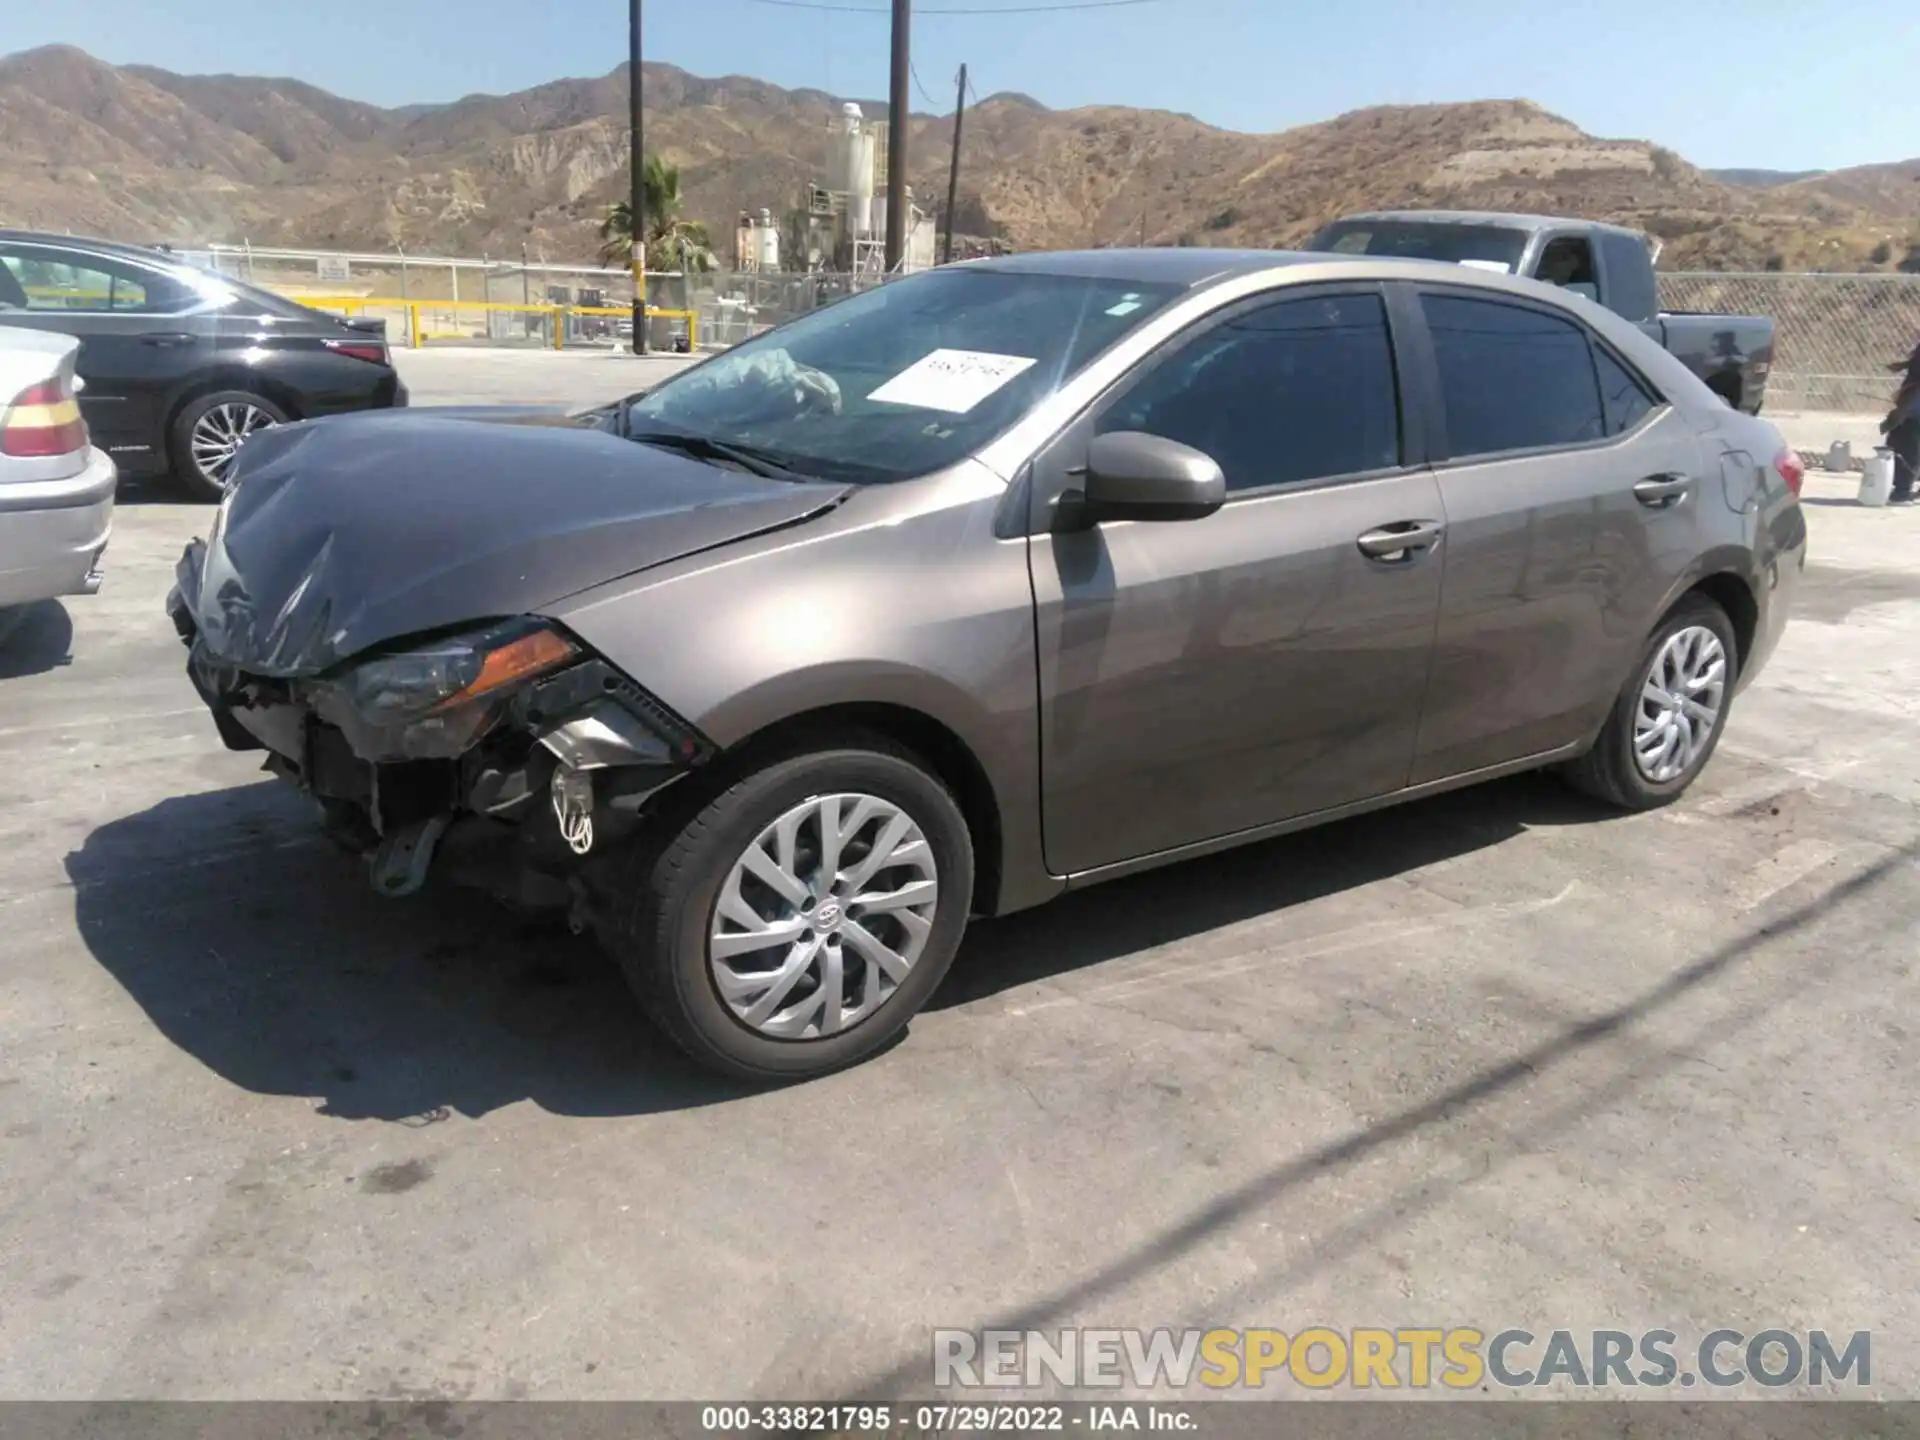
[1, 44, 1916, 273]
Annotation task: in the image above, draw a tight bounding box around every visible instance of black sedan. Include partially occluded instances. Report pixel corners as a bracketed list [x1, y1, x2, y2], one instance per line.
[0, 230, 406, 499]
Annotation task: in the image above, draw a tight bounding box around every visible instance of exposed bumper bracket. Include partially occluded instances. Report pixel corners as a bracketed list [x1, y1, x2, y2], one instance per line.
[367, 814, 451, 897]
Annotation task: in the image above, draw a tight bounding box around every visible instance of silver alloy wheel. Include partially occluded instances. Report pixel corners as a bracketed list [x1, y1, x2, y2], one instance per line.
[1634, 625, 1728, 783]
[708, 792, 940, 1040]
[189, 401, 276, 490]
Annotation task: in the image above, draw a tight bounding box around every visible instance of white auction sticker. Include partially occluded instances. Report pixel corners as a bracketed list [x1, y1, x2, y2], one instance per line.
[867, 349, 1038, 414]
[1457, 258, 1512, 273]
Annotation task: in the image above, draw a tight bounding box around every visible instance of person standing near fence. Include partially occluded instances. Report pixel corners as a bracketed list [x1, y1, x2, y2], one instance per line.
[1884, 336, 1920, 504]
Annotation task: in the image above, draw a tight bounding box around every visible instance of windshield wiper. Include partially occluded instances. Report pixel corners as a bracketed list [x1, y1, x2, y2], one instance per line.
[627, 430, 805, 481]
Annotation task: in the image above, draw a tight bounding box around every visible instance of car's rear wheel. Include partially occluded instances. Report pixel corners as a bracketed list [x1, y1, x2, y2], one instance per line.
[170, 390, 289, 501]
[602, 738, 974, 1080]
[1562, 593, 1738, 809]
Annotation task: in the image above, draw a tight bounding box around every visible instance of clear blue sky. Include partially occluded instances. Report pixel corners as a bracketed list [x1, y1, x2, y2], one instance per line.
[5, 0, 1915, 172]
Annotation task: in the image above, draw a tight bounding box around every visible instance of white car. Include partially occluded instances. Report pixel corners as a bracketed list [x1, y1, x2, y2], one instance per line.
[0, 324, 115, 613]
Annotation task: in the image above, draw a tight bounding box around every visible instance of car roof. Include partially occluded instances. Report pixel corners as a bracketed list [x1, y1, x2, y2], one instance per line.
[0, 228, 182, 263]
[958, 248, 1340, 289]
[1329, 210, 1647, 240]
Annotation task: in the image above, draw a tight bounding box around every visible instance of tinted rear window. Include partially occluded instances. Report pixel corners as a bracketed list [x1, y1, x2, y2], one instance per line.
[1595, 345, 1658, 435]
[1421, 293, 1605, 458]
[1310, 221, 1528, 273]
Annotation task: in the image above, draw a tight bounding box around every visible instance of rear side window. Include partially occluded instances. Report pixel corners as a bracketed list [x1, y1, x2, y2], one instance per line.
[1420, 293, 1605, 459]
[1098, 292, 1400, 492]
[0, 248, 195, 314]
[1594, 345, 1657, 434]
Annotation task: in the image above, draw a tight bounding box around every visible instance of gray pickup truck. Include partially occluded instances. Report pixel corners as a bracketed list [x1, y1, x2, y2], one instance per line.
[1308, 211, 1774, 414]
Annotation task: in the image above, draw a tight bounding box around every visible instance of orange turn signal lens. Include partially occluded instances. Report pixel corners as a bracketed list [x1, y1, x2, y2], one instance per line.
[432, 626, 577, 711]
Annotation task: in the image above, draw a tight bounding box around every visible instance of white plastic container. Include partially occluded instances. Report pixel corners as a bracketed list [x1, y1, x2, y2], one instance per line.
[1858, 448, 1895, 507]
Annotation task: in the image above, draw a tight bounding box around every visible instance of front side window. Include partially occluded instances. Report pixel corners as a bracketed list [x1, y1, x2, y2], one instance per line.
[0, 249, 193, 314]
[626, 268, 1180, 484]
[1421, 293, 1606, 459]
[1096, 292, 1401, 492]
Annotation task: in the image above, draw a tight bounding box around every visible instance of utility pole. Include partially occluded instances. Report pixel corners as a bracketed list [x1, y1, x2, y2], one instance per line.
[629, 0, 649, 353]
[885, 0, 910, 272]
[941, 63, 967, 266]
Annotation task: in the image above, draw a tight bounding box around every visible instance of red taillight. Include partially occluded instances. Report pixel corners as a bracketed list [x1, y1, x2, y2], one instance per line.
[324, 339, 389, 366]
[0, 377, 89, 458]
[1773, 446, 1805, 497]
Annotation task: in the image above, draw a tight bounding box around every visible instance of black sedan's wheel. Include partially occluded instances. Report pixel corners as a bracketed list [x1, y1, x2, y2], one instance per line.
[1562, 593, 1739, 810]
[170, 390, 289, 501]
[603, 738, 974, 1080]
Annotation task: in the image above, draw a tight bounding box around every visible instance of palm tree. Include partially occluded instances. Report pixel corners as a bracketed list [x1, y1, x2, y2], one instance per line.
[600, 154, 715, 271]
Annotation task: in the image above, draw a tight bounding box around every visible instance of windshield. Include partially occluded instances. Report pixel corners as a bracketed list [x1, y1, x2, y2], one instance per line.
[1309, 221, 1528, 273]
[626, 268, 1181, 483]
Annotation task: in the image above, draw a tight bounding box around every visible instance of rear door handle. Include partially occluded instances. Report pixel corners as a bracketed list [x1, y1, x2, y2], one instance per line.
[1356, 520, 1445, 562]
[1633, 473, 1692, 507]
[141, 332, 198, 347]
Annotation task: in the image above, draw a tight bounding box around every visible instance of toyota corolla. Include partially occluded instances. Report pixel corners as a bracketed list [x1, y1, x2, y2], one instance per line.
[167, 248, 1806, 1079]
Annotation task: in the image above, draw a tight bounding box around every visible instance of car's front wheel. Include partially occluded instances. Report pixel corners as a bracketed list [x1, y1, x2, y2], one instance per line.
[1563, 593, 1739, 809]
[170, 390, 289, 501]
[603, 737, 975, 1080]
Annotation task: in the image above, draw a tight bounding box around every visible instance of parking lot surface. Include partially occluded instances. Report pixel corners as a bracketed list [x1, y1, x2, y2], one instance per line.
[1, 356, 1916, 1399]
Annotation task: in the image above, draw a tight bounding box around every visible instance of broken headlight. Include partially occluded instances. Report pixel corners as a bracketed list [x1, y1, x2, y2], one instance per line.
[308, 618, 579, 762]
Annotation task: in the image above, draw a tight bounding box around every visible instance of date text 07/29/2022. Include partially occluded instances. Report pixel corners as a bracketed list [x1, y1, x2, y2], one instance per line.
[699, 1404, 1194, 1432]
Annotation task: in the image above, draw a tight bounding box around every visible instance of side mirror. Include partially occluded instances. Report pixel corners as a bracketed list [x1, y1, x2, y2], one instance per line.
[1071, 430, 1225, 526]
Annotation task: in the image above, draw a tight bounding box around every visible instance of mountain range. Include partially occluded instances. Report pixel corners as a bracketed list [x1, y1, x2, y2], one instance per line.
[2, 43, 1917, 273]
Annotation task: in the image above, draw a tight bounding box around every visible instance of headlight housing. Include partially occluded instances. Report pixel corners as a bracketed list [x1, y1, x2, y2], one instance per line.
[309, 618, 579, 761]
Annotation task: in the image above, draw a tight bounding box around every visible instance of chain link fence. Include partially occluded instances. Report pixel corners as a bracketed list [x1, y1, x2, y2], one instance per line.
[164, 242, 1920, 413]
[1658, 272, 1919, 415]
[686, 270, 881, 348]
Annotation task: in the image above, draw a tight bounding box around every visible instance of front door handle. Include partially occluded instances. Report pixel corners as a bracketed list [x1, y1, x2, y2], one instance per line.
[141, 332, 198, 348]
[1356, 520, 1445, 562]
[1633, 473, 1692, 507]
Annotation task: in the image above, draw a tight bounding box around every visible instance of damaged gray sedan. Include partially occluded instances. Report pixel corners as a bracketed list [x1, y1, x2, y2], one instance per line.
[168, 249, 1804, 1079]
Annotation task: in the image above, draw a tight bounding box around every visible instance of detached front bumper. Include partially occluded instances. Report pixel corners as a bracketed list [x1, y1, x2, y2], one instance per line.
[0, 447, 116, 608]
[167, 572, 711, 908]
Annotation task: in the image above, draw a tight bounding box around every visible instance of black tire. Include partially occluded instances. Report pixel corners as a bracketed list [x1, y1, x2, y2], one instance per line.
[169, 390, 290, 501]
[1562, 593, 1739, 810]
[601, 736, 975, 1081]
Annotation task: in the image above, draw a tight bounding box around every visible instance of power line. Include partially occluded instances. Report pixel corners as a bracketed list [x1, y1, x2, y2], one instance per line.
[747, 0, 1163, 14]
[909, 58, 942, 109]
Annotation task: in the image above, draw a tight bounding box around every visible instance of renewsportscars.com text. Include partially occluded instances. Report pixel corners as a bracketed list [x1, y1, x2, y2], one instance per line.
[933, 1327, 1872, 1391]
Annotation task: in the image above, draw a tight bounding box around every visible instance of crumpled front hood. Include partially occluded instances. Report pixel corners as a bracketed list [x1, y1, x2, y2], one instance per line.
[175, 412, 848, 677]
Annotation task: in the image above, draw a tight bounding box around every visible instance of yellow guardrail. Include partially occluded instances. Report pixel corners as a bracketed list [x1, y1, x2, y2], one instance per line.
[301, 296, 697, 351]
[14, 286, 697, 350]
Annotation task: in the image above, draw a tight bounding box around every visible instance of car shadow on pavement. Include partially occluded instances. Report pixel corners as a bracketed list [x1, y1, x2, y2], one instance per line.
[65, 780, 756, 1123]
[844, 837, 1918, 1404]
[933, 770, 1612, 1010]
[0, 599, 73, 678]
[65, 772, 1612, 1123]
